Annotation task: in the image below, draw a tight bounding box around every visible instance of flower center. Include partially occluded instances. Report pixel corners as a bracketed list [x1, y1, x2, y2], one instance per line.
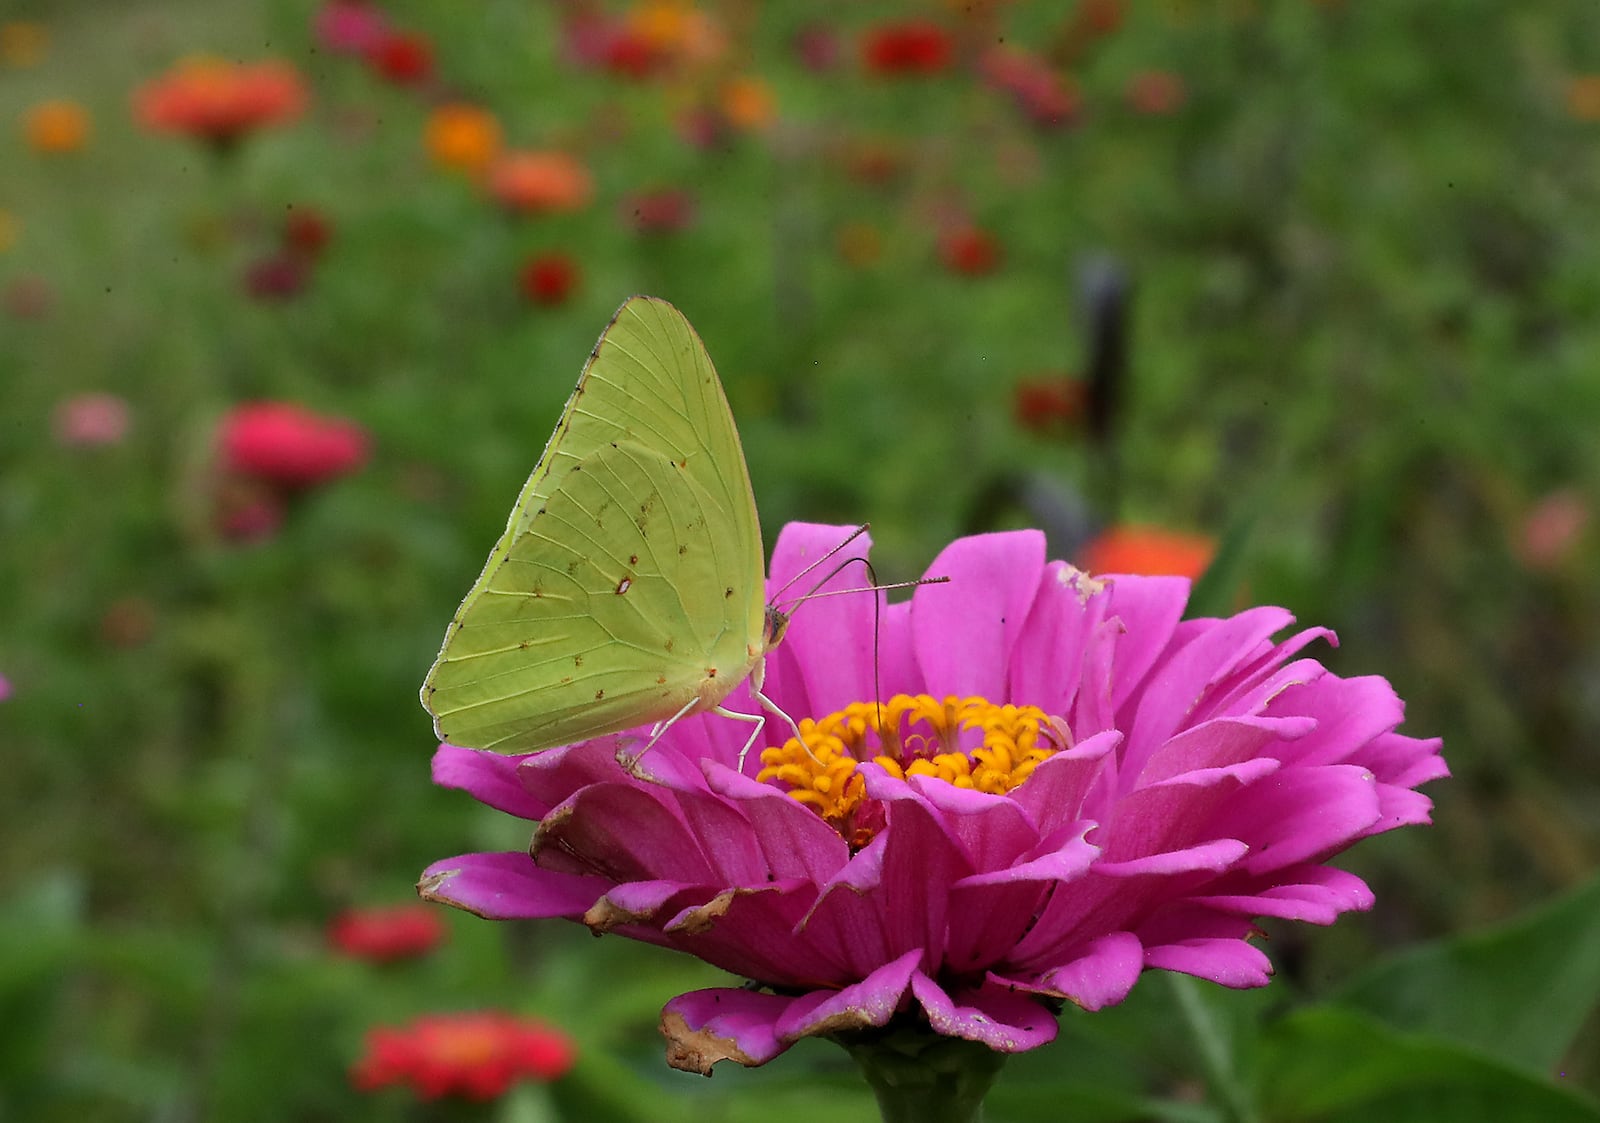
[757, 694, 1066, 846]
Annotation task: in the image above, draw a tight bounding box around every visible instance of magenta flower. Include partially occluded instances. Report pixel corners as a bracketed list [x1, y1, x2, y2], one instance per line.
[420, 524, 1445, 1074]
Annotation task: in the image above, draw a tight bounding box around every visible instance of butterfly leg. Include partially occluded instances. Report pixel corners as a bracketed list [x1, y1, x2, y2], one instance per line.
[622, 695, 703, 770]
[713, 706, 769, 774]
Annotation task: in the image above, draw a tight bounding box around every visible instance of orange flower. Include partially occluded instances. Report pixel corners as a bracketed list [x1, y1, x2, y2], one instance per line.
[720, 75, 775, 131]
[1566, 75, 1600, 122]
[1078, 525, 1215, 580]
[23, 99, 90, 153]
[0, 22, 47, 68]
[485, 150, 593, 215]
[627, 0, 725, 66]
[133, 57, 307, 149]
[424, 102, 502, 175]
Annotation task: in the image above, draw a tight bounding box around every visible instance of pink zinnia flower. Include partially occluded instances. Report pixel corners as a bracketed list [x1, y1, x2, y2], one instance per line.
[313, 1, 389, 56]
[53, 392, 131, 447]
[219, 401, 368, 488]
[420, 525, 1446, 1073]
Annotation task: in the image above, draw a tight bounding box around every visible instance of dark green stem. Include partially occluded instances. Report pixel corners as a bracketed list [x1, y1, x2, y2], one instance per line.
[834, 1025, 1007, 1123]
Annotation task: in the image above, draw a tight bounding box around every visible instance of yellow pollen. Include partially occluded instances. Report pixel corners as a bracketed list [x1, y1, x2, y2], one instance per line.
[756, 695, 1066, 838]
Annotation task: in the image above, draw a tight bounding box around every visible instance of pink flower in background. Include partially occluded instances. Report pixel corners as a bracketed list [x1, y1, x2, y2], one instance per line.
[980, 47, 1080, 129]
[330, 904, 447, 962]
[0, 673, 11, 702]
[3, 274, 55, 320]
[351, 1012, 576, 1099]
[216, 479, 284, 542]
[313, 1, 389, 56]
[621, 188, 695, 233]
[1515, 488, 1589, 571]
[219, 402, 368, 489]
[53, 392, 130, 447]
[421, 524, 1445, 1073]
[243, 253, 310, 300]
[1126, 70, 1187, 115]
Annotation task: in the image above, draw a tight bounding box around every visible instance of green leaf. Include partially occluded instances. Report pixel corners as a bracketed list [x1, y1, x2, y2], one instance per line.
[1259, 1006, 1600, 1123]
[1186, 512, 1255, 618]
[1329, 869, 1600, 1072]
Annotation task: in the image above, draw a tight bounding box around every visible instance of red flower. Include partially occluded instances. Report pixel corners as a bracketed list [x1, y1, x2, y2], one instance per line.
[519, 253, 580, 306]
[329, 904, 446, 962]
[861, 20, 953, 76]
[219, 402, 368, 488]
[351, 1012, 577, 1100]
[1079, 524, 1216, 581]
[133, 57, 307, 150]
[368, 31, 433, 85]
[283, 207, 332, 259]
[1013, 377, 1086, 433]
[938, 226, 1002, 276]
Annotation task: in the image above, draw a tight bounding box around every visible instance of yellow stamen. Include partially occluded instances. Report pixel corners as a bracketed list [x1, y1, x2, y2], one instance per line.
[756, 695, 1066, 842]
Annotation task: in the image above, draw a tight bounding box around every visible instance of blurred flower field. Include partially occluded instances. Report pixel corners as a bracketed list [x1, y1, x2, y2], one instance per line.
[3, 1, 1600, 1120]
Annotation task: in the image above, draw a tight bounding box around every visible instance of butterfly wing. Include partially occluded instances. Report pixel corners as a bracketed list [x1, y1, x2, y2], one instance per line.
[421, 297, 769, 753]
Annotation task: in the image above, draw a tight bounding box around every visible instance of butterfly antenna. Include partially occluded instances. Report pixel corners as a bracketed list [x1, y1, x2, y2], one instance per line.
[767, 524, 872, 604]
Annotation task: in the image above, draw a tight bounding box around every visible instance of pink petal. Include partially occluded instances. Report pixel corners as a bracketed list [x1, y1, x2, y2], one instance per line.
[532, 784, 715, 883]
[1143, 937, 1272, 987]
[661, 988, 795, 1071]
[432, 744, 548, 819]
[1120, 606, 1297, 784]
[912, 531, 1045, 698]
[765, 523, 879, 720]
[1188, 866, 1374, 924]
[1008, 562, 1108, 718]
[1014, 930, 1145, 1010]
[1228, 765, 1383, 874]
[911, 973, 1058, 1051]
[418, 852, 604, 920]
[1010, 730, 1120, 836]
[704, 762, 853, 882]
[775, 949, 923, 1040]
[1100, 575, 1190, 714]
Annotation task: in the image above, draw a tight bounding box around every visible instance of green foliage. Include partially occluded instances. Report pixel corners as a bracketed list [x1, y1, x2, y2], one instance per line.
[2, 0, 1598, 1119]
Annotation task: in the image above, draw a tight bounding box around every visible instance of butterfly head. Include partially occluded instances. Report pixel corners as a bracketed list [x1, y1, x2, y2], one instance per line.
[762, 605, 790, 653]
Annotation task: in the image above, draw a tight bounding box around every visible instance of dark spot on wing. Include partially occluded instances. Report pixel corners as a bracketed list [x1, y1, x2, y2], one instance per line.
[595, 689, 605, 700]
[574, 655, 584, 667]
[678, 545, 687, 556]
[629, 554, 639, 565]
[665, 638, 675, 653]
[656, 674, 667, 684]
[724, 587, 734, 598]
[616, 576, 632, 594]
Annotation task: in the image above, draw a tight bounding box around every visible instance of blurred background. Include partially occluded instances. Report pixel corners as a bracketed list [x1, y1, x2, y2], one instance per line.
[3, 0, 1598, 1119]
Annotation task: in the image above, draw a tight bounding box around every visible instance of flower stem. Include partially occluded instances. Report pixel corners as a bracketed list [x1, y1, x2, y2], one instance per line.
[834, 1025, 1007, 1123]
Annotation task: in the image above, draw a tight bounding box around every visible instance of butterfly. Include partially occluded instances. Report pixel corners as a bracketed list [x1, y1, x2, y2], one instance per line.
[421, 296, 798, 762]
